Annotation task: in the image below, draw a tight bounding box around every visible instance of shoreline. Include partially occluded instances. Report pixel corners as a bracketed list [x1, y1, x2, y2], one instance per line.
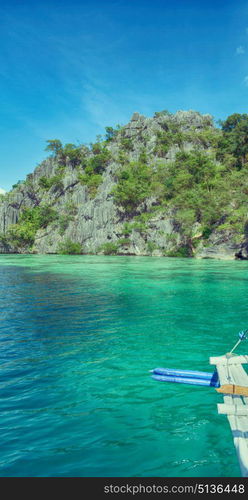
[0, 251, 245, 261]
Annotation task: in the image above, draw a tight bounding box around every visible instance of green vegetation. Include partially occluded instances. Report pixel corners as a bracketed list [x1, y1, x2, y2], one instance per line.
[165, 246, 192, 257]
[202, 226, 212, 239]
[62, 143, 83, 167]
[12, 180, 25, 190]
[118, 238, 131, 246]
[98, 242, 119, 255]
[98, 238, 132, 255]
[105, 126, 120, 142]
[45, 139, 63, 155]
[45, 140, 88, 168]
[154, 131, 172, 157]
[154, 110, 172, 118]
[120, 137, 133, 151]
[146, 241, 158, 254]
[112, 111, 248, 254]
[122, 223, 132, 236]
[0, 233, 10, 248]
[139, 149, 148, 164]
[122, 221, 146, 234]
[3, 111, 248, 257]
[121, 212, 159, 236]
[217, 113, 248, 169]
[0, 194, 6, 203]
[111, 161, 153, 212]
[38, 174, 64, 191]
[75, 142, 112, 196]
[78, 171, 103, 197]
[153, 117, 218, 156]
[88, 144, 111, 173]
[19, 205, 58, 228]
[117, 151, 130, 165]
[4, 205, 58, 248]
[57, 239, 82, 254]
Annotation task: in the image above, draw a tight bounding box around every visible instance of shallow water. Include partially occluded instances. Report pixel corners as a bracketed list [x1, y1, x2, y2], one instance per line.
[0, 254, 247, 477]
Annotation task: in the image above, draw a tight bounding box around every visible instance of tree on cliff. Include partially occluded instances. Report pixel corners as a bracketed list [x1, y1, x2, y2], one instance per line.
[45, 140, 63, 156]
[218, 113, 248, 168]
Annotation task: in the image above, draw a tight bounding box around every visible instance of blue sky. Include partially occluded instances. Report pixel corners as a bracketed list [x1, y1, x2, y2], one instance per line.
[1, 0, 248, 190]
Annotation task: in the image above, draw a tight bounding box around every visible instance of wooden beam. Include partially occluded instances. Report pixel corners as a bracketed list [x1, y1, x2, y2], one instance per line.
[218, 404, 248, 416]
[210, 355, 248, 366]
[211, 356, 248, 477]
[216, 384, 248, 396]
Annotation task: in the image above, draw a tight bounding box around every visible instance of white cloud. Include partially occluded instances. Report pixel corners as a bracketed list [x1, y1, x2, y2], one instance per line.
[236, 46, 245, 54]
[244, 76, 248, 86]
[0, 188, 6, 194]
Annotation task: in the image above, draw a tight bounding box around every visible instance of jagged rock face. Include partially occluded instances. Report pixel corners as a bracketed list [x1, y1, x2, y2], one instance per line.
[195, 243, 240, 260]
[0, 110, 245, 259]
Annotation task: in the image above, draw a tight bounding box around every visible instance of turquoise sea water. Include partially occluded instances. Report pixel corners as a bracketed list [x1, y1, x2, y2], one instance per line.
[0, 255, 247, 477]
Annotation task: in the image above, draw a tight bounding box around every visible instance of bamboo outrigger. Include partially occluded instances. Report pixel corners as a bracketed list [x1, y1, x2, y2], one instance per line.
[210, 352, 248, 477]
[151, 330, 248, 477]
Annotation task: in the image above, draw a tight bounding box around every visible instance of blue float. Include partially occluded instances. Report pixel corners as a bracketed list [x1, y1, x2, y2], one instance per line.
[151, 367, 220, 387]
[152, 367, 215, 380]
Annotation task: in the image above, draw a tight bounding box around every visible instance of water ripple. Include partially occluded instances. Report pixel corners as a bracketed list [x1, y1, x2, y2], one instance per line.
[0, 255, 246, 476]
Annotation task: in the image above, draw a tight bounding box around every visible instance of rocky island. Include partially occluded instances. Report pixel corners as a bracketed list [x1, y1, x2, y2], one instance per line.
[0, 110, 247, 259]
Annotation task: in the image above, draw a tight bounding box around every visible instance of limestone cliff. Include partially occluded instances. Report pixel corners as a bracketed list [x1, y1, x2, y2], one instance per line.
[0, 110, 247, 259]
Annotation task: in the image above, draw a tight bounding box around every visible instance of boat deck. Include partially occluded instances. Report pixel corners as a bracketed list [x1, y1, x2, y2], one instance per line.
[210, 355, 248, 477]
